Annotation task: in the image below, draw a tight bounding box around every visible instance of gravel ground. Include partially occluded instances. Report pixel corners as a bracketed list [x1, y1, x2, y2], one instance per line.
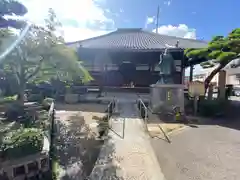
[151, 125, 240, 180]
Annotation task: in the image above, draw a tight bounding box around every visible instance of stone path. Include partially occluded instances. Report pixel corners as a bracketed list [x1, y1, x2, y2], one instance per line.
[90, 101, 165, 180]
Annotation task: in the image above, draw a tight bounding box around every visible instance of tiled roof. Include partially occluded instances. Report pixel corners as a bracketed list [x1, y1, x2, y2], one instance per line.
[67, 28, 208, 51]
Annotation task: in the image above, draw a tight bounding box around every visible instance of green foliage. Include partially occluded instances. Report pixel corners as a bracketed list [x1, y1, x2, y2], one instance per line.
[5, 102, 24, 120]
[0, 0, 27, 16]
[200, 61, 215, 68]
[208, 50, 222, 59]
[198, 99, 229, 117]
[31, 110, 50, 131]
[185, 28, 240, 88]
[33, 112, 50, 131]
[185, 48, 210, 59]
[185, 28, 240, 68]
[1, 8, 92, 103]
[52, 158, 60, 180]
[1, 128, 44, 159]
[43, 97, 54, 105]
[97, 114, 109, 137]
[0, 95, 17, 104]
[42, 97, 54, 110]
[0, 28, 14, 53]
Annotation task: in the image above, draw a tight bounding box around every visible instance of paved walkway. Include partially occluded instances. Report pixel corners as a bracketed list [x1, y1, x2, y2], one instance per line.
[90, 101, 165, 180]
[151, 124, 240, 180]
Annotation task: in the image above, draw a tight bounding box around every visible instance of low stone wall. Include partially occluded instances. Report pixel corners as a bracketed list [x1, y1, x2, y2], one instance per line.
[0, 151, 49, 180]
[0, 135, 50, 180]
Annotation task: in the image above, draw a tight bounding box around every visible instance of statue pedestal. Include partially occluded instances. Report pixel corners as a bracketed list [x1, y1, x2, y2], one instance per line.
[150, 84, 185, 114]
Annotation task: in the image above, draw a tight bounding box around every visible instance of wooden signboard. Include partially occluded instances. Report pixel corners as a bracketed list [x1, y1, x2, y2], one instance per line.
[188, 81, 205, 96]
[188, 81, 205, 115]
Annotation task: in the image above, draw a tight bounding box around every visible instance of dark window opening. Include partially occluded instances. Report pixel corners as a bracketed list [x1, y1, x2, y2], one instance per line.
[28, 161, 39, 172]
[13, 165, 25, 177]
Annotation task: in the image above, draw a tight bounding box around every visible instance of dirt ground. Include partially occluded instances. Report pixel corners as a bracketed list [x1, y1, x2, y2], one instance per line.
[55, 103, 107, 180]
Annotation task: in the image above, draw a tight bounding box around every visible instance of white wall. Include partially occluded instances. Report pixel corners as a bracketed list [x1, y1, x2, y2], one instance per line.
[191, 67, 240, 85]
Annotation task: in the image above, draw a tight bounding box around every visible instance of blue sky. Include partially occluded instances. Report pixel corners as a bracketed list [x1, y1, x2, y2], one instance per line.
[96, 0, 239, 41]
[18, 0, 239, 74]
[19, 0, 239, 42]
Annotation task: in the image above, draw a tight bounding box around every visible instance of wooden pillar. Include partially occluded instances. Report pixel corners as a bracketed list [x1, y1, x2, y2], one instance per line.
[218, 70, 226, 99]
[207, 84, 214, 100]
[189, 65, 194, 82]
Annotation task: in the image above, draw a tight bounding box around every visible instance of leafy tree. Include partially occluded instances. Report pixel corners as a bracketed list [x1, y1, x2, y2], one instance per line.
[0, 0, 27, 28]
[0, 0, 27, 15]
[185, 28, 240, 90]
[0, 28, 13, 50]
[0, 0, 27, 53]
[1, 8, 92, 103]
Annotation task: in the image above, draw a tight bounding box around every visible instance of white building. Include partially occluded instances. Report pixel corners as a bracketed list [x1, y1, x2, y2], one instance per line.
[192, 66, 240, 85]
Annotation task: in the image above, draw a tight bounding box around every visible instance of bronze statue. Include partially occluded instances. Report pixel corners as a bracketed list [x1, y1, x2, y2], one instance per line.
[157, 48, 175, 84]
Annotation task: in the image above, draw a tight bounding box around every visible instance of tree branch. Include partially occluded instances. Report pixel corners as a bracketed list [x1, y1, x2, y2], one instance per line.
[26, 64, 42, 81]
[9, 63, 21, 84]
[25, 57, 43, 80]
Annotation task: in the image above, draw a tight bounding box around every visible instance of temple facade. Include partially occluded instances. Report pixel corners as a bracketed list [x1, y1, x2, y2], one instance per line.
[67, 28, 208, 87]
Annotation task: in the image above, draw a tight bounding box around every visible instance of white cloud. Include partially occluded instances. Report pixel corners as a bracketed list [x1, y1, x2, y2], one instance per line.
[153, 24, 196, 39]
[63, 26, 110, 42]
[145, 16, 155, 28]
[19, 0, 114, 42]
[164, 1, 171, 6]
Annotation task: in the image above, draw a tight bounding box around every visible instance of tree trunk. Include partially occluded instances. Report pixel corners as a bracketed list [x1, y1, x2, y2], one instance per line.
[17, 82, 26, 106]
[204, 64, 225, 91]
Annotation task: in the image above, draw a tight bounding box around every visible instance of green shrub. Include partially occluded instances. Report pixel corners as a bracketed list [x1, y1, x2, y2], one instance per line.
[33, 110, 50, 131]
[21, 112, 36, 128]
[198, 99, 229, 117]
[5, 102, 25, 120]
[52, 158, 60, 180]
[28, 94, 43, 102]
[97, 115, 109, 137]
[42, 98, 54, 110]
[1, 128, 44, 159]
[0, 95, 17, 104]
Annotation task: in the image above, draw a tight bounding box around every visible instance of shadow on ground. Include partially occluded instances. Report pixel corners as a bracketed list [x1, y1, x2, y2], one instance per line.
[89, 139, 124, 180]
[56, 103, 107, 113]
[56, 112, 122, 180]
[186, 99, 240, 131]
[56, 114, 102, 179]
[146, 99, 240, 132]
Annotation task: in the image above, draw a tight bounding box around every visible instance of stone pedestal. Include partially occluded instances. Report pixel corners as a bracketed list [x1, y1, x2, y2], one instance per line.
[150, 84, 185, 114]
